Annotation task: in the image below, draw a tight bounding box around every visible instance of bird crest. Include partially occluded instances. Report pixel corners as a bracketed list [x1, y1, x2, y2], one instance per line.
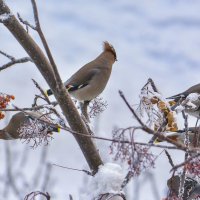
[103, 41, 117, 61]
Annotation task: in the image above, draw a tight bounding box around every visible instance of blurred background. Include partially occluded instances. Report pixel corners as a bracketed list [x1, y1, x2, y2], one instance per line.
[1, 0, 200, 199]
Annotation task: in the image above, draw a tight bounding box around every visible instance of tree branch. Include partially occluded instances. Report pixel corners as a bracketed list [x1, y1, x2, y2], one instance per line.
[0, 50, 32, 71]
[0, 0, 103, 173]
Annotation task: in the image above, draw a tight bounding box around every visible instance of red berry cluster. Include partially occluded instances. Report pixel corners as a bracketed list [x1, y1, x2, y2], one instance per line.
[0, 93, 15, 119]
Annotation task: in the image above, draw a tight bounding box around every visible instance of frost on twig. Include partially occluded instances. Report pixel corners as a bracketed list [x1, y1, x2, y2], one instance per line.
[17, 13, 36, 33]
[184, 157, 200, 178]
[138, 79, 178, 133]
[89, 97, 107, 118]
[31, 79, 66, 128]
[0, 13, 12, 23]
[18, 112, 60, 148]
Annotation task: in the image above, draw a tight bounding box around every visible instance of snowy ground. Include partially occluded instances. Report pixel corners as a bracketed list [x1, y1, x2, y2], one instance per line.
[1, 0, 200, 199]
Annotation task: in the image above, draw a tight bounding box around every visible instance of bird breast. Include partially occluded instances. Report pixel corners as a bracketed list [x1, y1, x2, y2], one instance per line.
[70, 68, 111, 101]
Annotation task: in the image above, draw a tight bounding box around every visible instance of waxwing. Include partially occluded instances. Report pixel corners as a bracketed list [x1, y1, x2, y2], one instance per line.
[167, 175, 200, 199]
[167, 83, 200, 118]
[155, 127, 200, 148]
[45, 41, 117, 101]
[0, 112, 60, 140]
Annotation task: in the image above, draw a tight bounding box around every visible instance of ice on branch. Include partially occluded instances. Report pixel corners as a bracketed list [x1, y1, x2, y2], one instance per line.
[0, 13, 12, 22]
[138, 80, 178, 132]
[89, 97, 107, 118]
[18, 112, 59, 148]
[81, 163, 124, 199]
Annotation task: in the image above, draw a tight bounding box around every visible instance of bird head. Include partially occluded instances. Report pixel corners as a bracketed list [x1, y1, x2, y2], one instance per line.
[103, 41, 117, 62]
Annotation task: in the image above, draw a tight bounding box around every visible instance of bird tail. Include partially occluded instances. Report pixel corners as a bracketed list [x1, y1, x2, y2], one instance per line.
[45, 89, 53, 96]
[48, 125, 61, 134]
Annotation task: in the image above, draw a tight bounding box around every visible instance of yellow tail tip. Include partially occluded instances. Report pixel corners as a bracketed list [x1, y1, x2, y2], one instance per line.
[57, 126, 61, 133]
[154, 139, 160, 144]
[44, 90, 48, 97]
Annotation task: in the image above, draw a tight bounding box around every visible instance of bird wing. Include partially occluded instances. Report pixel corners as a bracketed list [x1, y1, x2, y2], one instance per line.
[64, 68, 100, 92]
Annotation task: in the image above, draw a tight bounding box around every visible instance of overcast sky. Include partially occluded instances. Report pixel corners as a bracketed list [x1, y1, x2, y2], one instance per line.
[1, 0, 200, 199]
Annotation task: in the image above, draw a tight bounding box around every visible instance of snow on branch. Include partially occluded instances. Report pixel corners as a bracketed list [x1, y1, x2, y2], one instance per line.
[81, 163, 125, 200]
[0, 13, 12, 22]
[24, 191, 50, 200]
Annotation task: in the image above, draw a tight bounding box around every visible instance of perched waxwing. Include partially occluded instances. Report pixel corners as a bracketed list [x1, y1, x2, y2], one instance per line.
[167, 83, 200, 118]
[0, 112, 60, 140]
[45, 41, 117, 101]
[155, 127, 200, 148]
[167, 175, 200, 200]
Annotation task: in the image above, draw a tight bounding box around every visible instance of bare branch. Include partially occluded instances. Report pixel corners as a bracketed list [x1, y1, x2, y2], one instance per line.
[31, 0, 61, 86]
[32, 79, 51, 105]
[0, 50, 15, 60]
[165, 150, 175, 168]
[0, 49, 32, 71]
[52, 163, 93, 176]
[17, 13, 36, 31]
[0, 103, 57, 112]
[171, 153, 200, 172]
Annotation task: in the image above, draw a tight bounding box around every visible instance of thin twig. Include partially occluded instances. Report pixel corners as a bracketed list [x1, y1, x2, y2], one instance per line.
[0, 56, 32, 71]
[179, 111, 189, 198]
[165, 150, 174, 168]
[0, 102, 57, 112]
[0, 50, 15, 60]
[171, 153, 200, 172]
[52, 163, 92, 176]
[32, 79, 51, 105]
[17, 13, 36, 31]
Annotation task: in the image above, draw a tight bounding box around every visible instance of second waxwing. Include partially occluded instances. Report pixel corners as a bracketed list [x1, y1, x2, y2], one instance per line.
[0, 112, 60, 140]
[155, 127, 200, 148]
[167, 83, 200, 118]
[167, 175, 200, 200]
[45, 41, 117, 102]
